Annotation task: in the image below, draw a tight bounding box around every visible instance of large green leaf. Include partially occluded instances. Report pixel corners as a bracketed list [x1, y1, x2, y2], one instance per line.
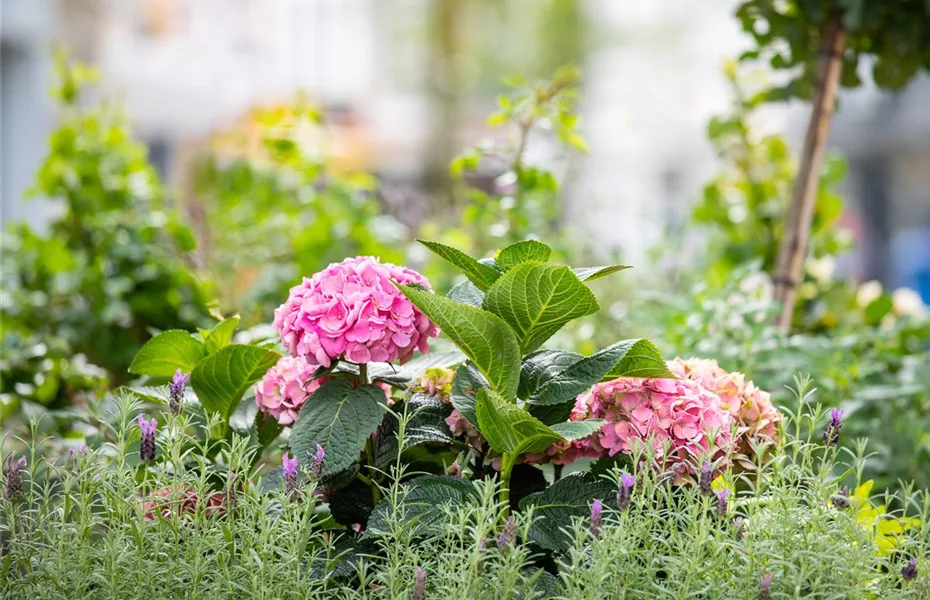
[418, 240, 501, 291]
[475, 388, 560, 455]
[602, 339, 674, 379]
[290, 379, 387, 476]
[398, 284, 521, 399]
[204, 317, 240, 354]
[449, 362, 486, 426]
[190, 344, 281, 419]
[447, 280, 485, 307]
[496, 240, 552, 270]
[529, 401, 575, 426]
[367, 475, 480, 536]
[483, 263, 598, 354]
[520, 472, 615, 550]
[531, 339, 671, 406]
[128, 330, 207, 377]
[549, 420, 604, 441]
[518, 349, 583, 399]
[368, 349, 466, 388]
[572, 265, 631, 282]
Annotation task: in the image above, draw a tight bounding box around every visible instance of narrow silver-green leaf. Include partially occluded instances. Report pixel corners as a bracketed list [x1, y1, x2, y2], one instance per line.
[418, 239, 501, 291]
[398, 284, 520, 399]
[572, 265, 631, 282]
[496, 240, 552, 270]
[475, 388, 560, 455]
[190, 344, 281, 418]
[290, 379, 387, 476]
[483, 262, 598, 354]
[204, 316, 240, 354]
[129, 330, 207, 377]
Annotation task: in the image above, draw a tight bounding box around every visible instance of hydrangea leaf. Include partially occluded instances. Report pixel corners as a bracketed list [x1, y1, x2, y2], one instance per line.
[572, 265, 631, 282]
[398, 284, 521, 399]
[368, 349, 466, 388]
[495, 240, 552, 270]
[531, 339, 673, 406]
[519, 472, 615, 550]
[447, 280, 485, 307]
[518, 349, 583, 399]
[483, 262, 598, 355]
[204, 316, 240, 354]
[128, 330, 207, 377]
[529, 401, 575, 426]
[289, 379, 387, 476]
[601, 339, 674, 379]
[475, 388, 561, 455]
[450, 362, 487, 426]
[367, 475, 481, 536]
[549, 420, 604, 441]
[417, 239, 501, 291]
[190, 344, 281, 419]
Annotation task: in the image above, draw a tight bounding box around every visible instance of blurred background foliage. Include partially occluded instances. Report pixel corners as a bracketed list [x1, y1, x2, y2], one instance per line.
[1, 49, 928, 493]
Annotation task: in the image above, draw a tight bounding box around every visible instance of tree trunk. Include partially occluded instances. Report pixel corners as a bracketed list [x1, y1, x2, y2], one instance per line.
[773, 16, 847, 332]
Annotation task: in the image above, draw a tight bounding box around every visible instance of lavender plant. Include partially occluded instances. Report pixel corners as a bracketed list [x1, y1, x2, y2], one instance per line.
[2, 383, 928, 598]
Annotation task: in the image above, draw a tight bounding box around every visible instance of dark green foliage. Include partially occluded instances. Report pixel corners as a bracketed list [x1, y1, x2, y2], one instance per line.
[736, 0, 930, 100]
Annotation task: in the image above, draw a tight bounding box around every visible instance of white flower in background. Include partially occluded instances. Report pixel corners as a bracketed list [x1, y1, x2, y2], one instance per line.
[738, 272, 774, 303]
[856, 280, 884, 307]
[805, 256, 836, 284]
[892, 287, 928, 318]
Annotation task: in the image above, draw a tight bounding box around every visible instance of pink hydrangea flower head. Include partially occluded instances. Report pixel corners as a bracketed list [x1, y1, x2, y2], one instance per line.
[445, 409, 487, 453]
[572, 377, 734, 479]
[668, 357, 782, 452]
[255, 355, 325, 426]
[273, 256, 440, 368]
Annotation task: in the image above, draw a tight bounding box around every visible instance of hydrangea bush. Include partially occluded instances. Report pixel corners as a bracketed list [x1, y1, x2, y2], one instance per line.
[19, 235, 919, 598]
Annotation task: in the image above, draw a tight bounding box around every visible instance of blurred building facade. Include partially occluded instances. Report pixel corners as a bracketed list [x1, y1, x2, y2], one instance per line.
[2, 0, 928, 296]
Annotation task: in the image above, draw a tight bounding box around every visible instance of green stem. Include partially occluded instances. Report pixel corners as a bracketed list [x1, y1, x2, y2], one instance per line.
[499, 452, 516, 517]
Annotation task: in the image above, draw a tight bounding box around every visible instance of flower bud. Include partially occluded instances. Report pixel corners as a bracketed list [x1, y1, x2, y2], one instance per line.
[138, 415, 158, 462]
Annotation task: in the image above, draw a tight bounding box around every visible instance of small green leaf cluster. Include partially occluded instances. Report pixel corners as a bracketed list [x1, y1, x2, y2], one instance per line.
[1, 52, 211, 429]
[736, 0, 930, 100]
[191, 100, 408, 322]
[694, 62, 851, 289]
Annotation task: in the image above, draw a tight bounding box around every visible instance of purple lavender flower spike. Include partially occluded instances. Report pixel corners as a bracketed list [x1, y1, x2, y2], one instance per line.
[3, 455, 27, 500]
[282, 452, 300, 498]
[412, 567, 427, 600]
[699, 461, 713, 495]
[759, 572, 772, 599]
[902, 556, 918, 582]
[823, 407, 844, 447]
[617, 474, 636, 511]
[169, 369, 190, 415]
[589, 499, 603, 538]
[138, 415, 158, 462]
[497, 515, 517, 551]
[715, 489, 730, 519]
[309, 443, 325, 480]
